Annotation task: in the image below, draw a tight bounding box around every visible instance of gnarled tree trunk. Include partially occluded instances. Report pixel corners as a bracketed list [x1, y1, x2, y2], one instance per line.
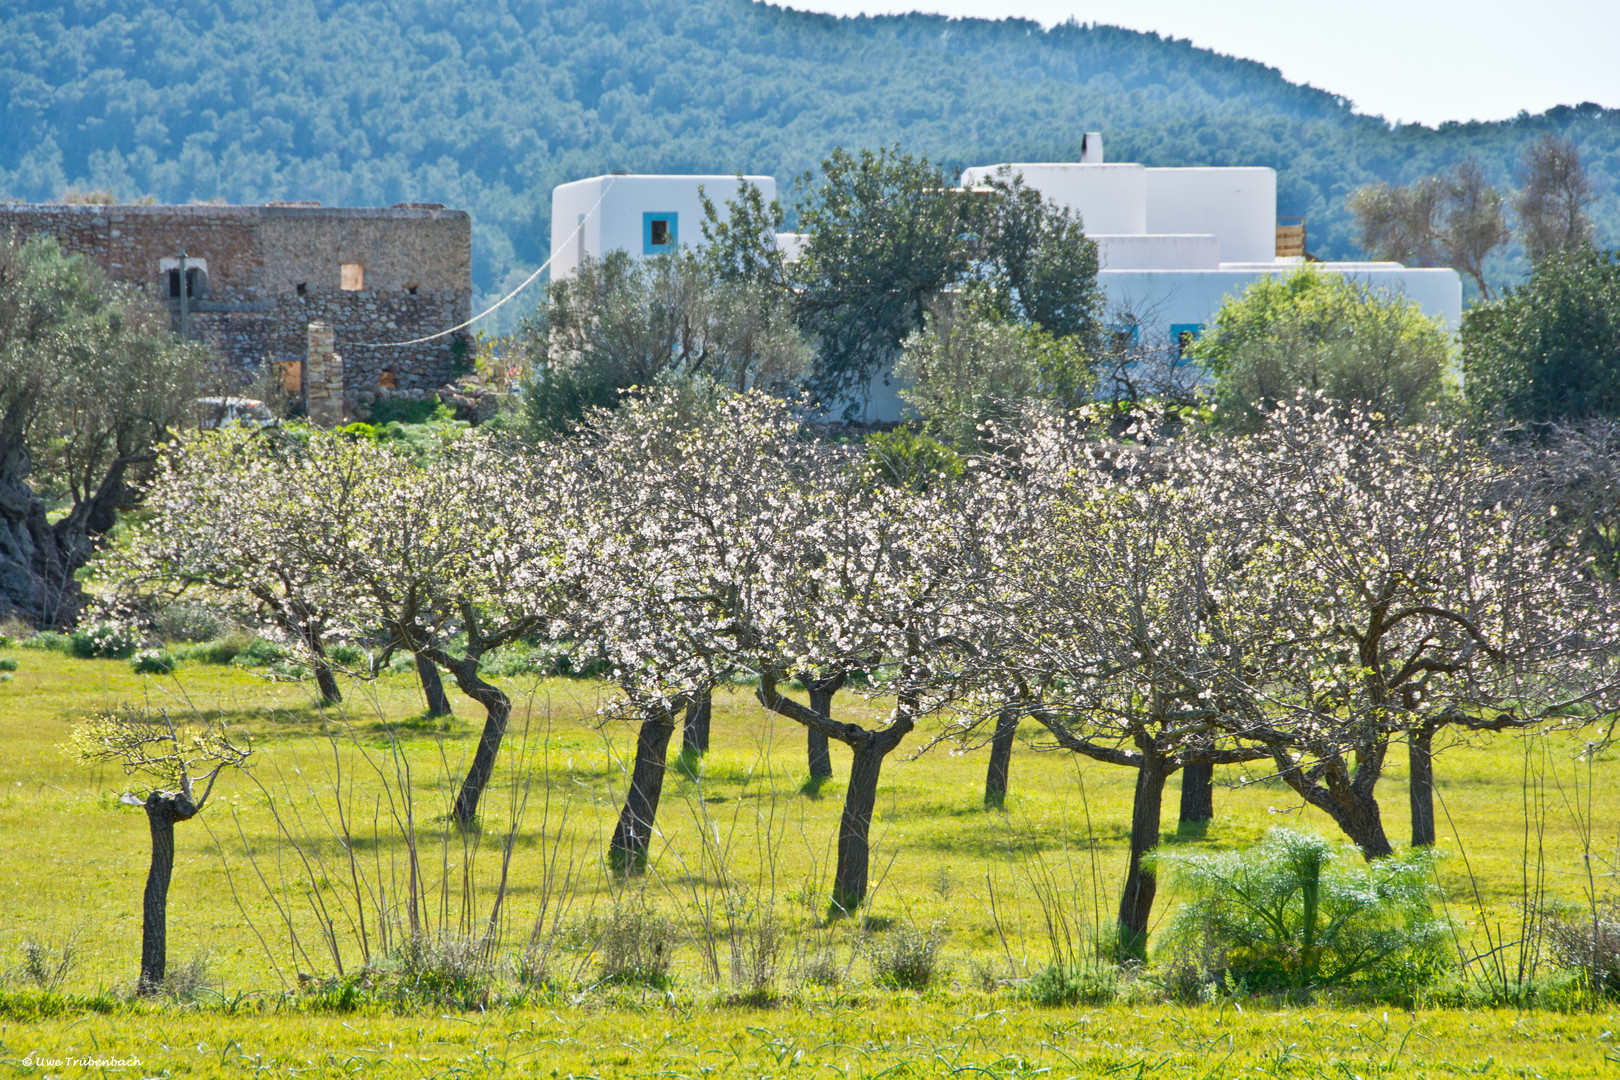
[833, 739, 887, 913]
[415, 653, 453, 717]
[984, 706, 1019, 808]
[681, 689, 712, 758]
[139, 790, 199, 994]
[1117, 756, 1171, 959]
[1408, 724, 1437, 847]
[441, 657, 511, 828]
[805, 673, 845, 781]
[610, 708, 677, 873]
[1178, 759, 1214, 828]
[0, 469, 78, 628]
[1283, 746, 1395, 860]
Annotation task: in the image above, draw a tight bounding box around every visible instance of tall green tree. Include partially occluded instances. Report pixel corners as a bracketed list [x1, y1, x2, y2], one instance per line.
[702, 153, 1101, 419]
[1462, 247, 1620, 422]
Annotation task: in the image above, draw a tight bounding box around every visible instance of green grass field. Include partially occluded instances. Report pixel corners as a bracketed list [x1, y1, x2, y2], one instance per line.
[0, 646, 1615, 1077]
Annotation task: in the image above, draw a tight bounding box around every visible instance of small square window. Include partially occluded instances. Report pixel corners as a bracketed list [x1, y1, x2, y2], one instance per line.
[1170, 323, 1203, 358]
[341, 263, 364, 291]
[642, 212, 678, 254]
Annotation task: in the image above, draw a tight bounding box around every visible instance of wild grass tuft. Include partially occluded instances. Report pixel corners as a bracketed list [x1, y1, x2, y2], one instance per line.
[866, 921, 947, 991]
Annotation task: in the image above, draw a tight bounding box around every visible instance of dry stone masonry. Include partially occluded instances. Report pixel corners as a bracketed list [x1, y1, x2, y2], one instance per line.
[0, 202, 472, 420]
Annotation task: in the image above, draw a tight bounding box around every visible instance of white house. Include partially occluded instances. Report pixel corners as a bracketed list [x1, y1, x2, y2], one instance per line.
[549, 173, 777, 279]
[961, 137, 1463, 352]
[549, 142, 1463, 420]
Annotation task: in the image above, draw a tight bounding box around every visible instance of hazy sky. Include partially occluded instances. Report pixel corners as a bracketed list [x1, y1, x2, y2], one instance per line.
[772, 0, 1619, 128]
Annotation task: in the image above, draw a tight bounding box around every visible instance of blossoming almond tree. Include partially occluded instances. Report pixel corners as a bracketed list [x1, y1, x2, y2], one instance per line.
[564, 389, 952, 909]
[94, 427, 348, 704]
[265, 429, 574, 828]
[937, 410, 1274, 955]
[1199, 398, 1620, 855]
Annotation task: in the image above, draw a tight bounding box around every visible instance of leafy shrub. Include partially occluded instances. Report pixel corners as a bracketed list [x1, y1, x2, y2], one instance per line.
[149, 600, 235, 643]
[866, 922, 947, 990]
[155, 953, 216, 1001]
[796, 950, 843, 988]
[228, 638, 290, 667]
[1154, 828, 1447, 999]
[862, 428, 964, 492]
[1547, 896, 1620, 997]
[130, 649, 176, 675]
[68, 621, 141, 659]
[0, 657, 17, 672]
[325, 643, 367, 667]
[368, 398, 454, 426]
[1023, 961, 1118, 1006]
[174, 632, 257, 665]
[17, 631, 67, 651]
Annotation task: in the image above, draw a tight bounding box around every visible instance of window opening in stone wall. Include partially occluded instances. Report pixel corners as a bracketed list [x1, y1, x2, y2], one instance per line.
[341, 263, 364, 291]
[296, 282, 307, 297]
[166, 267, 204, 299]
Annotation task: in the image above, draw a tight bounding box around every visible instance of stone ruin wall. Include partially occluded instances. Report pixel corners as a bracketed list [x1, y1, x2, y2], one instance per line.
[0, 203, 473, 418]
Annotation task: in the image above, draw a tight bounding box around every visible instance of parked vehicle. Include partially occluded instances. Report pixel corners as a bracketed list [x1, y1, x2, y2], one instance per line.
[196, 397, 277, 429]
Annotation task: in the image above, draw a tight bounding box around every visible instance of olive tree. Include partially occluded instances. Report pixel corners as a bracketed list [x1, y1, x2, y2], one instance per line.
[1515, 132, 1597, 264]
[0, 236, 210, 627]
[517, 249, 810, 437]
[1188, 267, 1453, 430]
[700, 153, 1101, 419]
[1348, 158, 1509, 300]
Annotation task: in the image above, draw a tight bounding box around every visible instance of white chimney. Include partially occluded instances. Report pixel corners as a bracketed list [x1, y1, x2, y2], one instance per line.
[1080, 132, 1104, 164]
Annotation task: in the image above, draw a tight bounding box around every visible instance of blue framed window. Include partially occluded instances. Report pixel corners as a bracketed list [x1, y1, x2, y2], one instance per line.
[643, 212, 678, 254]
[1170, 323, 1203, 357]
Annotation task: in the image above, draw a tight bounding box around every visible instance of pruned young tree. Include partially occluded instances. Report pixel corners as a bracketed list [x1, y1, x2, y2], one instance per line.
[1348, 158, 1509, 300]
[1515, 132, 1597, 263]
[1198, 398, 1620, 854]
[73, 708, 251, 994]
[0, 236, 210, 627]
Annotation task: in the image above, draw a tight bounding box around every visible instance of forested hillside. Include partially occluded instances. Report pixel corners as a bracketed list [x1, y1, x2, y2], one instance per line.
[3, 0, 1618, 318]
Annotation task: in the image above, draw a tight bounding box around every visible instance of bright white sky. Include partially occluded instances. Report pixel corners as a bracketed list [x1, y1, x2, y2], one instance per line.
[770, 0, 1619, 127]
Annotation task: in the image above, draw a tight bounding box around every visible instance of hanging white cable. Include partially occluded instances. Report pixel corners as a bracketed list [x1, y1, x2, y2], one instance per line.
[360, 175, 617, 348]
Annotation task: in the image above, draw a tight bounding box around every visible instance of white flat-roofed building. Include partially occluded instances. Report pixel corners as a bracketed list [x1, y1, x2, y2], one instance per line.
[964, 138, 1462, 353]
[549, 138, 1464, 421]
[549, 173, 777, 279]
